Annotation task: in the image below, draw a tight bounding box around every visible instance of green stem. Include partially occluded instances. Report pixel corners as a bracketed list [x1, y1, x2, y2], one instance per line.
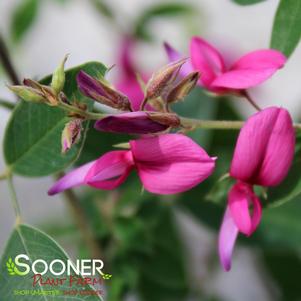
[7, 172, 22, 224]
[0, 99, 15, 110]
[0, 170, 9, 180]
[58, 101, 106, 119]
[58, 102, 301, 131]
[180, 117, 244, 130]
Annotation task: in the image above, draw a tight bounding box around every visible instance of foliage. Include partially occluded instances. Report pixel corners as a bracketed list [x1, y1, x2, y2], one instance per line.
[271, 0, 301, 58]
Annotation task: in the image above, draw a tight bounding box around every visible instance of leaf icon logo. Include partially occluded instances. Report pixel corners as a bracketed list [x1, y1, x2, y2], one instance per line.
[6, 258, 23, 276]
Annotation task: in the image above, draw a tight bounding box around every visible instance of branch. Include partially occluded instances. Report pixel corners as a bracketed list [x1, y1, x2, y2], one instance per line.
[0, 33, 20, 85]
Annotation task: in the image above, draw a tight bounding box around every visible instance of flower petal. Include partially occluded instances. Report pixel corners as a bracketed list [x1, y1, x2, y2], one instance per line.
[48, 161, 95, 195]
[212, 49, 286, 89]
[256, 108, 295, 186]
[190, 36, 226, 87]
[230, 107, 295, 186]
[228, 182, 262, 236]
[95, 112, 168, 135]
[218, 206, 239, 272]
[164, 42, 193, 77]
[85, 150, 134, 190]
[130, 134, 216, 194]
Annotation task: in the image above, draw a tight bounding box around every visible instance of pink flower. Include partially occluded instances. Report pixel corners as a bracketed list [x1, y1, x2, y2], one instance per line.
[219, 107, 295, 271]
[165, 37, 286, 94]
[48, 134, 216, 195]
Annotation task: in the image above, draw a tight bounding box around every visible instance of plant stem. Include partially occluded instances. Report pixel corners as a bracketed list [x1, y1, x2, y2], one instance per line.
[180, 117, 244, 130]
[0, 170, 9, 180]
[0, 99, 15, 110]
[59, 101, 106, 120]
[7, 173, 22, 225]
[58, 101, 301, 131]
[58, 173, 103, 259]
[0, 33, 20, 85]
[242, 90, 262, 111]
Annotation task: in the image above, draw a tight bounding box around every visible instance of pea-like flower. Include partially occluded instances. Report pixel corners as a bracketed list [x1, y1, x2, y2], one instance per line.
[48, 134, 216, 195]
[165, 36, 286, 94]
[219, 107, 295, 271]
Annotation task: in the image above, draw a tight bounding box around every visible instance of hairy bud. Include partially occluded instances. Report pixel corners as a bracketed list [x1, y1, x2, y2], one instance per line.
[77, 71, 132, 111]
[51, 54, 68, 95]
[145, 58, 187, 100]
[148, 112, 181, 128]
[166, 72, 200, 103]
[61, 119, 83, 153]
[8, 85, 45, 103]
[22, 78, 59, 106]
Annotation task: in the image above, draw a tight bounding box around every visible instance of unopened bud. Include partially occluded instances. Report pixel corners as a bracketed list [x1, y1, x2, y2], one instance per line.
[40, 86, 58, 106]
[8, 85, 45, 103]
[145, 58, 187, 100]
[166, 72, 200, 103]
[77, 70, 132, 111]
[51, 54, 68, 95]
[61, 119, 83, 153]
[24, 78, 58, 106]
[148, 112, 181, 128]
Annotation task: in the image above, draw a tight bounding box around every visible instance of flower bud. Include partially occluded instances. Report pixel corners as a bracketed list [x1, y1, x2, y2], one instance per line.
[24, 79, 58, 106]
[148, 112, 181, 128]
[61, 119, 83, 153]
[51, 54, 68, 95]
[8, 85, 45, 103]
[166, 72, 199, 103]
[77, 71, 132, 111]
[94, 111, 169, 134]
[145, 58, 187, 100]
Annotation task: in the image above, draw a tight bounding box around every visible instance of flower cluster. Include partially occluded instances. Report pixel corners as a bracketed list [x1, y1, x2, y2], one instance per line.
[9, 35, 295, 272]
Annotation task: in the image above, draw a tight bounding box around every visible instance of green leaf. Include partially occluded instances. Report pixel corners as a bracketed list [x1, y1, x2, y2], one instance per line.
[231, 0, 266, 5]
[134, 3, 194, 41]
[90, 0, 114, 19]
[255, 199, 301, 249]
[136, 202, 189, 301]
[4, 62, 107, 177]
[10, 0, 40, 43]
[263, 250, 301, 301]
[0, 224, 102, 300]
[270, 0, 301, 58]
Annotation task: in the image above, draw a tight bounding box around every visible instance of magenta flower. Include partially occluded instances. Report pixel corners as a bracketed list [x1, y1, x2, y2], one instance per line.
[48, 134, 216, 195]
[165, 37, 286, 94]
[219, 107, 295, 271]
